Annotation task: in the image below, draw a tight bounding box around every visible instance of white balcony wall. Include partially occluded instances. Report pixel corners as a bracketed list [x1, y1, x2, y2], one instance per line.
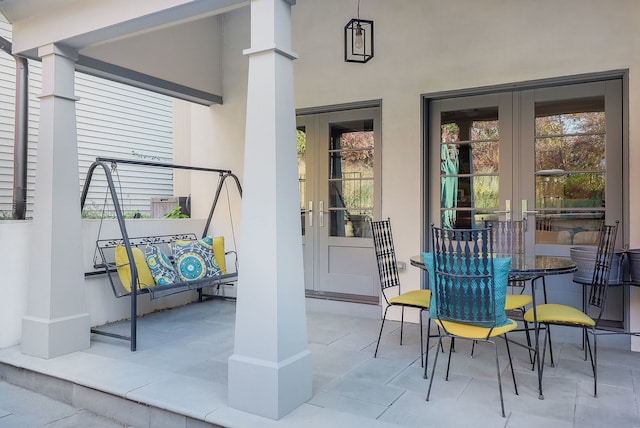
[0, 217, 225, 348]
[0, 221, 30, 348]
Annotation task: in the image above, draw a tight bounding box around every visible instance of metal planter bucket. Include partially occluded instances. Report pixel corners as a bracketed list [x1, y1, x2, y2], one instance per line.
[627, 249, 640, 284]
[569, 246, 624, 284]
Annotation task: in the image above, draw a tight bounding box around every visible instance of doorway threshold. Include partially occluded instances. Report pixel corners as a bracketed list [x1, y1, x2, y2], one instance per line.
[305, 292, 380, 319]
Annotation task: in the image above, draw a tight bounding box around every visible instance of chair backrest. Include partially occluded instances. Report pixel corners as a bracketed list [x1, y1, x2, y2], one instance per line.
[484, 220, 525, 256]
[371, 219, 401, 304]
[430, 225, 499, 328]
[588, 220, 619, 321]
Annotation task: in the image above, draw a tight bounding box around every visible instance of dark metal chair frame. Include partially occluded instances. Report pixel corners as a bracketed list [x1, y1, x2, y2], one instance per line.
[531, 220, 640, 396]
[426, 225, 518, 418]
[483, 220, 535, 359]
[371, 218, 431, 367]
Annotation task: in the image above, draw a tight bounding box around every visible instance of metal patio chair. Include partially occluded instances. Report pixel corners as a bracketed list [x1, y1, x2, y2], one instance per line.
[371, 218, 431, 367]
[483, 220, 535, 360]
[523, 220, 637, 396]
[426, 225, 518, 418]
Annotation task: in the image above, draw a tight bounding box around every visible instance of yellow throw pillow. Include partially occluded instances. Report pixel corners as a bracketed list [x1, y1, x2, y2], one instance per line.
[213, 236, 227, 274]
[115, 245, 156, 292]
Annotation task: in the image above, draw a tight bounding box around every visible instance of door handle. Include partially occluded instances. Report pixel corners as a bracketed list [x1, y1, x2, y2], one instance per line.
[318, 201, 330, 227]
[496, 200, 511, 221]
[300, 201, 314, 227]
[522, 200, 538, 232]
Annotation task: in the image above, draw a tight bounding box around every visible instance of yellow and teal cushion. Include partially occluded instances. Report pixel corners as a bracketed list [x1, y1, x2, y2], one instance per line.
[145, 244, 178, 285]
[422, 252, 511, 327]
[524, 303, 595, 327]
[115, 245, 156, 292]
[171, 236, 221, 282]
[213, 236, 227, 274]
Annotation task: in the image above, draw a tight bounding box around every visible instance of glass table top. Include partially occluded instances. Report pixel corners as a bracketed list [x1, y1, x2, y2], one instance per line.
[410, 254, 577, 277]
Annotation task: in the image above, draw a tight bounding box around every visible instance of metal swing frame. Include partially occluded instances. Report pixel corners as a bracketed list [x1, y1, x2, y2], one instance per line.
[81, 156, 242, 351]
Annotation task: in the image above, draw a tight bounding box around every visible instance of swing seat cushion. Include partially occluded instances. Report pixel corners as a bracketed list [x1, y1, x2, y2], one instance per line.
[115, 246, 156, 292]
[172, 236, 221, 282]
[145, 245, 179, 285]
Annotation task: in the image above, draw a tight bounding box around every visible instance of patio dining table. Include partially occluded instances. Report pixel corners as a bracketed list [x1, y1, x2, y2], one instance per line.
[410, 253, 577, 400]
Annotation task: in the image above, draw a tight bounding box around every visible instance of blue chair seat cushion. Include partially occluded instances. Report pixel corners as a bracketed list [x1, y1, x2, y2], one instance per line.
[422, 252, 511, 327]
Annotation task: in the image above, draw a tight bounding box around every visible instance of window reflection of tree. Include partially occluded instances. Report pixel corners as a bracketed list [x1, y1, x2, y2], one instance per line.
[329, 123, 374, 238]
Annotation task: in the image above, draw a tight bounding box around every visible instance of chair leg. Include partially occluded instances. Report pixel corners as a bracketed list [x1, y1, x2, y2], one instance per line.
[540, 276, 555, 368]
[374, 306, 391, 358]
[503, 334, 518, 395]
[426, 334, 444, 402]
[445, 338, 455, 381]
[400, 306, 405, 345]
[419, 309, 424, 368]
[491, 339, 507, 418]
[585, 328, 597, 397]
[423, 317, 431, 377]
[593, 331, 597, 397]
[535, 322, 550, 400]
[522, 312, 534, 365]
[547, 325, 555, 367]
[423, 319, 444, 379]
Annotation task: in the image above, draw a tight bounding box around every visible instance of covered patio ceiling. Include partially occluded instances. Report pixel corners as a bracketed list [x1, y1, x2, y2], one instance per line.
[0, 0, 250, 105]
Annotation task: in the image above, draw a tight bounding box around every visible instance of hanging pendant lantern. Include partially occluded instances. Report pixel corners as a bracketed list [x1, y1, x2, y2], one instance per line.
[344, 1, 373, 63]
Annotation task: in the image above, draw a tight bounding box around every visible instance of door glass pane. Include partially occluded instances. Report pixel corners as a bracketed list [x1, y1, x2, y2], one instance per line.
[534, 97, 605, 245]
[297, 126, 307, 236]
[440, 107, 499, 228]
[328, 119, 374, 237]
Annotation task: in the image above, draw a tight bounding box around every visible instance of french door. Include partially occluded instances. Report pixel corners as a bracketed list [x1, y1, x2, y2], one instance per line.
[429, 79, 623, 258]
[297, 107, 381, 303]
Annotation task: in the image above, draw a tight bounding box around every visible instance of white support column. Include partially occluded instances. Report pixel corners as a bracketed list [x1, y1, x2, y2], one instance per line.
[228, 0, 311, 420]
[21, 44, 90, 359]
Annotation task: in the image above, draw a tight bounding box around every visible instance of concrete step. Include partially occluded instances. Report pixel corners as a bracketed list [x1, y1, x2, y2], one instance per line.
[0, 363, 222, 428]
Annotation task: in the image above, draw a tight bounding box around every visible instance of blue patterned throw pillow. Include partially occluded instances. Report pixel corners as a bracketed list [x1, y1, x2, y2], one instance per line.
[422, 252, 511, 327]
[145, 245, 178, 285]
[171, 236, 221, 282]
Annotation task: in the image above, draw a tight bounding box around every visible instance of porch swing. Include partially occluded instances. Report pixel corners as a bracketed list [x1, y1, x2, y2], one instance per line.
[81, 156, 242, 351]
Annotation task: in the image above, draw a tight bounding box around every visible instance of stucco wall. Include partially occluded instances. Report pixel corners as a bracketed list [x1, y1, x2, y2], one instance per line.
[184, 0, 640, 346]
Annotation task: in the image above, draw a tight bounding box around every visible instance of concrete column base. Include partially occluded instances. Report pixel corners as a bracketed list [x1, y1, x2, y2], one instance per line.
[21, 313, 90, 359]
[228, 349, 312, 420]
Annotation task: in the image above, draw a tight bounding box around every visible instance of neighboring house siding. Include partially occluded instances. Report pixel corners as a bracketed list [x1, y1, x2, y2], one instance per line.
[0, 18, 173, 218]
[76, 74, 174, 218]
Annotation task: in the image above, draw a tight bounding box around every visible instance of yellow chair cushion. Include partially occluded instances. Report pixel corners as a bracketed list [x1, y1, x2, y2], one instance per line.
[115, 245, 156, 292]
[213, 236, 227, 274]
[504, 294, 532, 311]
[523, 303, 595, 327]
[435, 318, 518, 339]
[389, 289, 431, 309]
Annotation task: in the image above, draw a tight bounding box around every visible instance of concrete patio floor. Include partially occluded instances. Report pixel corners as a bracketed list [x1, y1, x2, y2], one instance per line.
[0, 297, 639, 427]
